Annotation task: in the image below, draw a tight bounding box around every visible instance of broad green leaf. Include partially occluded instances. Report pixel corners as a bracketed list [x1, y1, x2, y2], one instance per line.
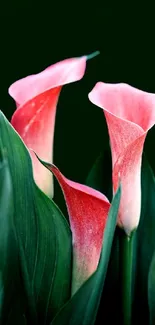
[32, 184, 72, 322]
[50, 186, 121, 325]
[0, 111, 72, 324]
[0, 148, 26, 324]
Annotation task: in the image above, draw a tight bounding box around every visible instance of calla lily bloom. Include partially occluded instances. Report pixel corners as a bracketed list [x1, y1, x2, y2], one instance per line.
[9, 56, 87, 198]
[36, 158, 110, 295]
[89, 82, 155, 235]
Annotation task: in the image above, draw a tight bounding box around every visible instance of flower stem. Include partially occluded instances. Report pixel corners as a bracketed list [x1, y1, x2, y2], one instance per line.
[119, 230, 134, 325]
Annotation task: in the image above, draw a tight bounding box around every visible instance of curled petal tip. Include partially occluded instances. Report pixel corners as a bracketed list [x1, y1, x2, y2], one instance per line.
[33, 151, 54, 168]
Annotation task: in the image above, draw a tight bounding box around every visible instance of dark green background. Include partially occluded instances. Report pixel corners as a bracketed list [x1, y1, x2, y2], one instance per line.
[1, 2, 155, 181]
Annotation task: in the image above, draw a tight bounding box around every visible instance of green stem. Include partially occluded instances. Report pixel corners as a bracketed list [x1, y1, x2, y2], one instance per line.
[119, 230, 134, 325]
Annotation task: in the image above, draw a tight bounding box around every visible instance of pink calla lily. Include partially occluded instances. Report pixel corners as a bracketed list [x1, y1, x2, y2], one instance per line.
[89, 82, 155, 235]
[9, 56, 87, 198]
[37, 160, 110, 294]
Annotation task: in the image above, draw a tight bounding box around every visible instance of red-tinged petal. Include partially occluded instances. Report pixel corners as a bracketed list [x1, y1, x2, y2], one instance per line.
[113, 135, 145, 234]
[9, 56, 87, 197]
[11, 87, 61, 197]
[39, 162, 110, 294]
[89, 82, 155, 234]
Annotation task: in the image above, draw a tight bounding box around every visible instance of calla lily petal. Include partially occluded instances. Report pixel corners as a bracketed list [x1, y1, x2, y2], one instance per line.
[35, 158, 110, 294]
[89, 82, 155, 234]
[9, 56, 87, 198]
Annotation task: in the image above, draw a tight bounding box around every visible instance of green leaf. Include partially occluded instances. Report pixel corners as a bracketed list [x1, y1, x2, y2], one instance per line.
[32, 185, 72, 323]
[0, 147, 26, 324]
[50, 185, 121, 325]
[0, 111, 72, 324]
